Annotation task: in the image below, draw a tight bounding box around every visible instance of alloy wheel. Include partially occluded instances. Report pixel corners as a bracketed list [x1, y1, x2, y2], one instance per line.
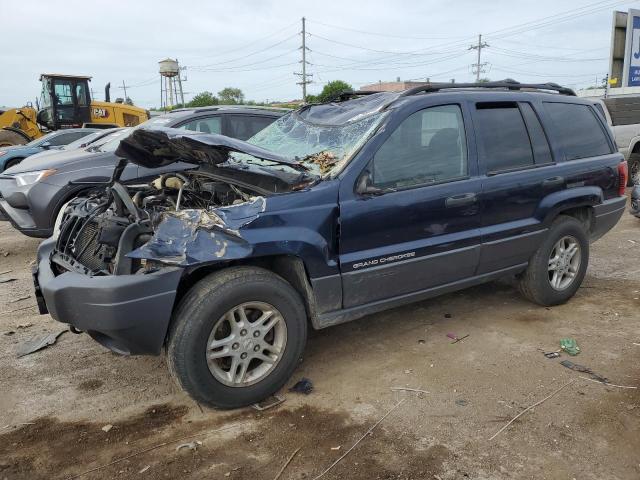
[206, 302, 287, 387]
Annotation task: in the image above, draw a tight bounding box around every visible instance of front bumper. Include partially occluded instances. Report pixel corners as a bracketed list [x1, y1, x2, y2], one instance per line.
[0, 178, 53, 237]
[591, 196, 628, 241]
[35, 238, 184, 355]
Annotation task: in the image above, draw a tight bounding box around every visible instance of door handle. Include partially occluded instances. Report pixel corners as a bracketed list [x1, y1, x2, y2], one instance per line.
[445, 193, 477, 208]
[543, 176, 564, 188]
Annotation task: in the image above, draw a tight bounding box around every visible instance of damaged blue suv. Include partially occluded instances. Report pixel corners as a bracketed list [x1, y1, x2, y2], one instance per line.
[33, 80, 628, 408]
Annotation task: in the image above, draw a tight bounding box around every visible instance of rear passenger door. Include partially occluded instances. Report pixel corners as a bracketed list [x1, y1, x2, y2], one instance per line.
[475, 101, 562, 274]
[339, 104, 482, 308]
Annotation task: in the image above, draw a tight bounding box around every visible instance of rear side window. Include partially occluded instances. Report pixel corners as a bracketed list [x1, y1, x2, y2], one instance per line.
[48, 131, 88, 146]
[228, 115, 276, 141]
[475, 102, 533, 172]
[520, 103, 553, 165]
[178, 116, 221, 134]
[544, 103, 612, 160]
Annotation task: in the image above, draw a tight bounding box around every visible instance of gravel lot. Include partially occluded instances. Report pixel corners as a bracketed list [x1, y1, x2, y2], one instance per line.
[0, 206, 638, 480]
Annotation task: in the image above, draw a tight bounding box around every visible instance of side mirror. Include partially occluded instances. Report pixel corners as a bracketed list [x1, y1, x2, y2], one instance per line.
[356, 169, 385, 196]
[41, 142, 52, 150]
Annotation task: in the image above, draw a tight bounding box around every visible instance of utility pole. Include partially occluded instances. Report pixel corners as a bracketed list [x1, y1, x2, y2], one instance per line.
[294, 17, 312, 102]
[469, 34, 489, 82]
[121, 80, 128, 101]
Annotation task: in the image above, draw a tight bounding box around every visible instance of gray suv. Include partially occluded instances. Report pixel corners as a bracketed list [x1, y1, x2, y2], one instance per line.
[0, 106, 286, 237]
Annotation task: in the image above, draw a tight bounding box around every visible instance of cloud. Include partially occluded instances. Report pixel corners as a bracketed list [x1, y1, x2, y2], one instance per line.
[1, 0, 636, 108]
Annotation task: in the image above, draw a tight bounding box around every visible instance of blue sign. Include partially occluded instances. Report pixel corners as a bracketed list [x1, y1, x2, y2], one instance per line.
[629, 16, 640, 86]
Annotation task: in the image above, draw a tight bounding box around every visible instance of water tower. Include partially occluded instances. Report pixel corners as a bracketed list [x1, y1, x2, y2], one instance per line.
[159, 58, 185, 109]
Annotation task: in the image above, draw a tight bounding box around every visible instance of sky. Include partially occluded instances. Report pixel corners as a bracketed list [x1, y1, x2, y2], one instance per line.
[1, 0, 639, 109]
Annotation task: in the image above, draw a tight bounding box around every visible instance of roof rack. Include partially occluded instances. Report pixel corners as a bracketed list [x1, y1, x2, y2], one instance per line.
[326, 90, 385, 103]
[398, 78, 576, 97]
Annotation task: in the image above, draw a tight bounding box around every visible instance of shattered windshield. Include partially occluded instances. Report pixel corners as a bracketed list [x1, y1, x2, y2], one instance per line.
[227, 111, 386, 176]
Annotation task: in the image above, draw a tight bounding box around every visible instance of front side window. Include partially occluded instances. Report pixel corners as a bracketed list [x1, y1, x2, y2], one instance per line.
[371, 105, 467, 189]
[544, 102, 612, 160]
[75, 83, 88, 105]
[475, 102, 534, 172]
[178, 116, 221, 134]
[53, 80, 74, 105]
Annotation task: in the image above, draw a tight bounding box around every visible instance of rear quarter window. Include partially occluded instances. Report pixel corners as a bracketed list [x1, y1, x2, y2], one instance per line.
[544, 102, 612, 161]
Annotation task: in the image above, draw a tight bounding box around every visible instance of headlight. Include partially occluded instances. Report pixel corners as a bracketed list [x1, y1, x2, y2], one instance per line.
[13, 169, 56, 187]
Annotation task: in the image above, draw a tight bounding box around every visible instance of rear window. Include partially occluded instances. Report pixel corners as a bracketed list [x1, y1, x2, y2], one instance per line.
[475, 102, 534, 172]
[544, 103, 612, 160]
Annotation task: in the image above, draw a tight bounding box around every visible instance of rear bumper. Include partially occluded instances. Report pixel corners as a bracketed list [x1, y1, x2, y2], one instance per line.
[35, 238, 184, 355]
[591, 196, 627, 241]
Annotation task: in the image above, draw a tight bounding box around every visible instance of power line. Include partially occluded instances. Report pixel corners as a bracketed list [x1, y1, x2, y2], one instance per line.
[307, 18, 468, 40]
[182, 20, 299, 61]
[187, 32, 299, 69]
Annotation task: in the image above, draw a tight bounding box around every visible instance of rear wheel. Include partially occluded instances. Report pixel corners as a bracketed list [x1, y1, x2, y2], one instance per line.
[167, 267, 307, 409]
[518, 215, 589, 306]
[0, 130, 28, 148]
[629, 153, 640, 186]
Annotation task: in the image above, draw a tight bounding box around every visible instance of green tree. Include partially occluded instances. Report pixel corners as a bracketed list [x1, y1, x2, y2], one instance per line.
[188, 91, 218, 107]
[316, 80, 353, 103]
[218, 87, 245, 105]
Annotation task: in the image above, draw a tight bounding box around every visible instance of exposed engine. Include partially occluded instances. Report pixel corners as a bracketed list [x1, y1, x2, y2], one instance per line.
[52, 172, 260, 276]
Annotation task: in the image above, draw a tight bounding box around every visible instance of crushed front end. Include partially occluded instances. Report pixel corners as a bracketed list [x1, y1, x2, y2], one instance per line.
[33, 128, 316, 355]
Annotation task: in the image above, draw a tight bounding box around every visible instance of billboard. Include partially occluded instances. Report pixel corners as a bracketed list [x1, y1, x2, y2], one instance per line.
[629, 14, 640, 86]
[609, 9, 640, 88]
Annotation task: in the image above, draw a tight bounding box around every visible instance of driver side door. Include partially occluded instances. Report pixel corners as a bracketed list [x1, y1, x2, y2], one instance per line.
[338, 103, 482, 308]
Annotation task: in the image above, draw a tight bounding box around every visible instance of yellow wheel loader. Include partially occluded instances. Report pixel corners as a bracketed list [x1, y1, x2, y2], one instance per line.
[0, 74, 149, 147]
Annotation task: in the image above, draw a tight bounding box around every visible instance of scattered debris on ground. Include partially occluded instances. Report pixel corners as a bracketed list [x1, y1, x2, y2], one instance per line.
[488, 380, 575, 441]
[560, 360, 607, 383]
[252, 395, 285, 411]
[560, 338, 581, 356]
[175, 441, 201, 452]
[289, 378, 314, 395]
[447, 333, 469, 344]
[16, 330, 66, 358]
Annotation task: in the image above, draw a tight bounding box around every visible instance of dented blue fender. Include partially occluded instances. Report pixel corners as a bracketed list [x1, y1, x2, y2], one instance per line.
[127, 180, 341, 279]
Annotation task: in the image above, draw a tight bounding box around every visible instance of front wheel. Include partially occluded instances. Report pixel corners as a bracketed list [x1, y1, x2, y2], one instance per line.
[518, 215, 589, 306]
[167, 267, 308, 409]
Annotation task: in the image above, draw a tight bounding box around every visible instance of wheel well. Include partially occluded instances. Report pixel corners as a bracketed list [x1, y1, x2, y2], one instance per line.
[555, 206, 593, 232]
[3, 157, 25, 171]
[632, 142, 640, 154]
[176, 255, 318, 324]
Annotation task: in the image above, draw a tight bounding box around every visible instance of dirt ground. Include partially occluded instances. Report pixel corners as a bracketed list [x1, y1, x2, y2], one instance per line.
[0, 207, 638, 480]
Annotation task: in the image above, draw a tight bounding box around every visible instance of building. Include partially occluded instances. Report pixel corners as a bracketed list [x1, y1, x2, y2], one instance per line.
[360, 79, 430, 92]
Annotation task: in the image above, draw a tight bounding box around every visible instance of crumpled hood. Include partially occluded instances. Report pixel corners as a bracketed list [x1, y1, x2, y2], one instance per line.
[115, 127, 304, 170]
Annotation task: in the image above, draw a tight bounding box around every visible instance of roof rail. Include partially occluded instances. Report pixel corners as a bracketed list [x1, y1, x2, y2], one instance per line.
[398, 78, 576, 97]
[326, 90, 385, 103]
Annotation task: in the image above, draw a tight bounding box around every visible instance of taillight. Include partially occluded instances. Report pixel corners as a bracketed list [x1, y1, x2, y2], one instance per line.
[618, 161, 628, 196]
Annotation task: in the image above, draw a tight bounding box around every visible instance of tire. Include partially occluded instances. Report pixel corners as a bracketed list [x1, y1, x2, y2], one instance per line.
[0, 130, 28, 147]
[167, 266, 308, 409]
[3, 157, 24, 171]
[518, 215, 589, 306]
[629, 153, 640, 186]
